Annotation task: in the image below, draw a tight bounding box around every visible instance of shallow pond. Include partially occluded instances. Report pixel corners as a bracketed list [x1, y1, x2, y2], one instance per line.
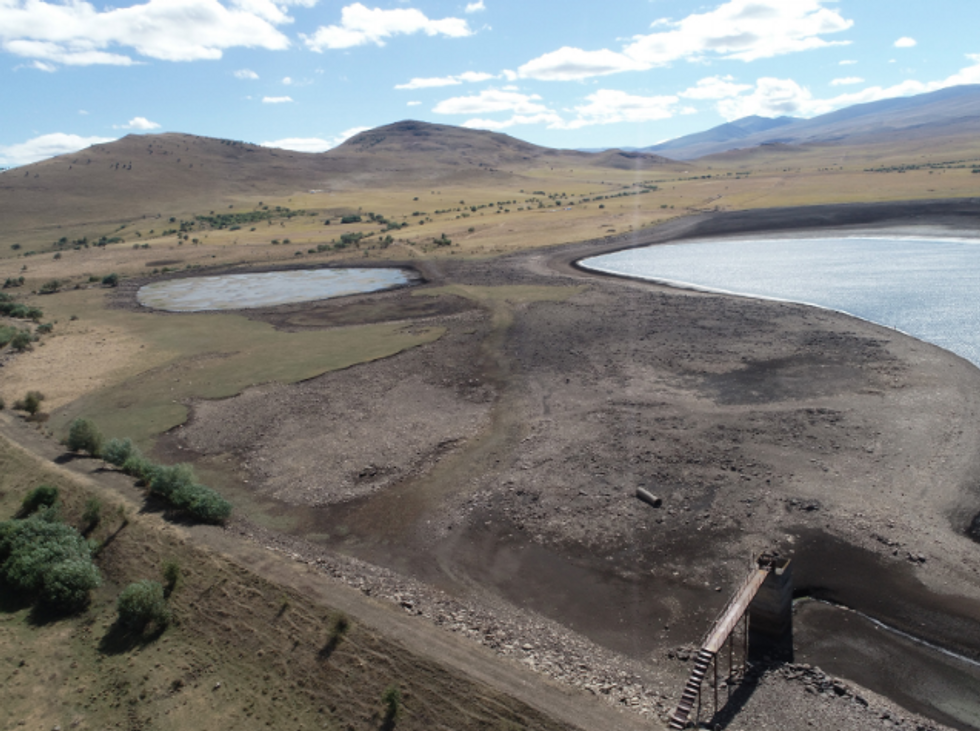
[137, 267, 416, 312]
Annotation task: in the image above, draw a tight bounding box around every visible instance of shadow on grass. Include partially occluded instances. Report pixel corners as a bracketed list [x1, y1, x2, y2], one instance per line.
[99, 620, 167, 655]
[53, 452, 84, 465]
[0, 582, 34, 615]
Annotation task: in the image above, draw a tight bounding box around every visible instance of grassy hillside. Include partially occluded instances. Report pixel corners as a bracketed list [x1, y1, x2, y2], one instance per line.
[0, 433, 572, 731]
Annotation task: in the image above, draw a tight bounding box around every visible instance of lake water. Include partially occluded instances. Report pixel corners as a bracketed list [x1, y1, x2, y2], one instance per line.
[582, 236, 980, 369]
[137, 267, 415, 312]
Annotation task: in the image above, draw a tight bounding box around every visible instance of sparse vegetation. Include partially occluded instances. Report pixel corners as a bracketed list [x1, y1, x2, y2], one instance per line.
[0, 512, 101, 612]
[116, 579, 171, 630]
[67, 418, 104, 457]
[21, 484, 59, 514]
[14, 390, 44, 415]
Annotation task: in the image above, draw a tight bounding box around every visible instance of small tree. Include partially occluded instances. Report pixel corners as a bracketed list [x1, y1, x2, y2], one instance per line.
[102, 437, 136, 467]
[15, 390, 44, 415]
[381, 685, 402, 725]
[10, 330, 33, 352]
[102, 273, 119, 287]
[82, 498, 102, 529]
[21, 485, 59, 514]
[117, 580, 170, 630]
[162, 560, 181, 596]
[67, 418, 103, 457]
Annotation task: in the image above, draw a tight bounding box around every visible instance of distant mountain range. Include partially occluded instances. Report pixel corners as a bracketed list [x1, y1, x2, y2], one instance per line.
[638, 84, 980, 160]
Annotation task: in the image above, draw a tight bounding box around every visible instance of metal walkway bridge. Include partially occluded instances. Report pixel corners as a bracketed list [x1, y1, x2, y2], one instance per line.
[667, 564, 773, 730]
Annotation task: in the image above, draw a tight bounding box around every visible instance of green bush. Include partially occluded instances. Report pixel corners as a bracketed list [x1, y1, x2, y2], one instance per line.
[36, 322, 53, 334]
[0, 325, 17, 347]
[14, 390, 44, 414]
[117, 580, 170, 630]
[148, 463, 196, 500]
[102, 273, 119, 287]
[162, 560, 181, 595]
[102, 437, 136, 467]
[10, 330, 33, 352]
[41, 559, 102, 610]
[21, 484, 59, 514]
[122, 452, 155, 483]
[82, 498, 102, 528]
[381, 685, 402, 723]
[67, 418, 104, 457]
[0, 516, 101, 611]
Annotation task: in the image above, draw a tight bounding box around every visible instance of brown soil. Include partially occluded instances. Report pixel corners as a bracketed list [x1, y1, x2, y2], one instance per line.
[9, 200, 980, 730]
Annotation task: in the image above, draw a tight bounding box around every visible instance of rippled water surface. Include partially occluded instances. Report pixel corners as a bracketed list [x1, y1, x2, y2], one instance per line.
[137, 268, 414, 312]
[583, 237, 980, 368]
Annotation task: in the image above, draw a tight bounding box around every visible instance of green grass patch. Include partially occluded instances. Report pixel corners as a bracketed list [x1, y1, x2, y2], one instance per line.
[47, 291, 443, 447]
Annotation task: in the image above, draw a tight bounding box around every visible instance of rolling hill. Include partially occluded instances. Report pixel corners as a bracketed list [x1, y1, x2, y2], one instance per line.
[0, 121, 679, 240]
[644, 84, 980, 160]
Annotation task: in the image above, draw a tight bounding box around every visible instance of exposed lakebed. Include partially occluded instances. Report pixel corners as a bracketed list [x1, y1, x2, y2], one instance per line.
[137, 267, 417, 312]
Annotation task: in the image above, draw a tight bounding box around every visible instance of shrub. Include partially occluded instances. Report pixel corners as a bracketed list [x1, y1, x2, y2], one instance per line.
[122, 452, 155, 483]
[67, 418, 104, 457]
[0, 325, 16, 347]
[14, 390, 44, 415]
[381, 685, 402, 723]
[102, 437, 136, 467]
[0, 515, 101, 611]
[82, 498, 101, 529]
[36, 322, 53, 334]
[162, 560, 181, 595]
[21, 484, 59, 514]
[39, 279, 61, 294]
[10, 330, 33, 352]
[148, 463, 196, 500]
[102, 273, 119, 287]
[116, 580, 170, 630]
[41, 559, 102, 611]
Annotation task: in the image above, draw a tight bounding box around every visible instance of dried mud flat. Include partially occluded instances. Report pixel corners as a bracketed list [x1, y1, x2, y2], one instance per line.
[157, 200, 980, 730]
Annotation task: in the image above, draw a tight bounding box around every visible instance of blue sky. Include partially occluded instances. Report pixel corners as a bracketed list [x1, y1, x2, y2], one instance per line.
[2, 0, 978, 167]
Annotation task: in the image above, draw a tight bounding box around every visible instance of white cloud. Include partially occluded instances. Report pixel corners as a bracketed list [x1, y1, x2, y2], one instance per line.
[0, 0, 293, 67]
[395, 70, 494, 89]
[283, 76, 293, 84]
[30, 59, 57, 72]
[717, 77, 813, 119]
[679, 75, 752, 100]
[565, 89, 679, 128]
[235, 68, 260, 79]
[433, 89, 549, 115]
[894, 37, 917, 48]
[262, 95, 293, 103]
[462, 112, 564, 131]
[407, 100, 421, 106]
[626, 0, 852, 65]
[0, 132, 115, 167]
[303, 3, 471, 51]
[714, 54, 980, 121]
[114, 116, 161, 130]
[830, 76, 863, 86]
[260, 126, 370, 152]
[465, 1, 485, 13]
[839, 59, 857, 65]
[513, 0, 852, 84]
[517, 47, 649, 81]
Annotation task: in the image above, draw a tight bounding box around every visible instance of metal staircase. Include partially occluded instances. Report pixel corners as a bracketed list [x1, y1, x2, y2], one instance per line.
[666, 565, 772, 729]
[668, 648, 716, 729]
